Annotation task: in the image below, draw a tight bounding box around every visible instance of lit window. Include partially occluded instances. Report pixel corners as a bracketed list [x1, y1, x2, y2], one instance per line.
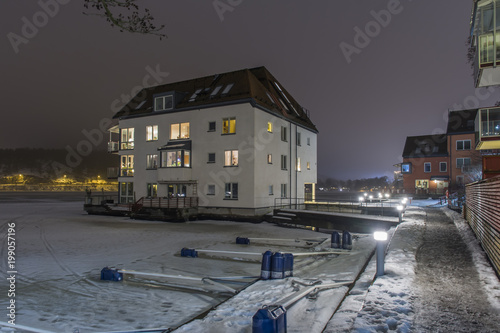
[268, 154, 272, 164]
[296, 157, 301, 171]
[120, 128, 134, 150]
[208, 121, 216, 132]
[401, 163, 412, 174]
[154, 95, 173, 111]
[225, 150, 239, 166]
[146, 154, 158, 169]
[147, 183, 157, 198]
[120, 155, 134, 176]
[424, 162, 431, 173]
[440, 162, 447, 172]
[307, 162, 310, 170]
[146, 125, 158, 141]
[222, 118, 236, 134]
[297, 132, 301, 146]
[269, 185, 274, 196]
[281, 126, 288, 142]
[280, 184, 288, 198]
[281, 155, 287, 170]
[225, 183, 238, 199]
[267, 122, 273, 133]
[170, 123, 190, 140]
[208, 153, 216, 163]
[161, 150, 190, 168]
[456, 140, 471, 150]
[207, 184, 216, 195]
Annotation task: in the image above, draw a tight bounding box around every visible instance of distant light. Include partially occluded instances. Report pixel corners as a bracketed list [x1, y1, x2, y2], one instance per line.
[402, 198, 408, 204]
[374, 231, 388, 241]
[385, 193, 390, 198]
[359, 196, 364, 202]
[364, 193, 368, 197]
[397, 205, 404, 211]
[378, 193, 383, 198]
[369, 195, 373, 200]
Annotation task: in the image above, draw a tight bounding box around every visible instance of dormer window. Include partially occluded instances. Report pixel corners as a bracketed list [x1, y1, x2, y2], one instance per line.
[154, 95, 173, 111]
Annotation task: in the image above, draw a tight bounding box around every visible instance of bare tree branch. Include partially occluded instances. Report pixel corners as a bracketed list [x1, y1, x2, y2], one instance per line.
[83, 0, 166, 39]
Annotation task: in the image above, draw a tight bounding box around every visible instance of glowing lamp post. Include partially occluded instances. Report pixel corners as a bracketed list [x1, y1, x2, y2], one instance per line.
[359, 196, 365, 207]
[374, 231, 388, 277]
[396, 205, 404, 223]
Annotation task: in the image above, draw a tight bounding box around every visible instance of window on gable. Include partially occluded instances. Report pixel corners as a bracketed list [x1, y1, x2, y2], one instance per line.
[281, 126, 288, 142]
[280, 184, 288, 198]
[170, 123, 190, 140]
[224, 150, 238, 166]
[307, 137, 311, 146]
[154, 95, 173, 111]
[307, 162, 311, 170]
[120, 155, 134, 176]
[424, 162, 431, 173]
[268, 122, 273, 133]
[207, 184, 215, 195]
[456, 158, 471, 169]
[224, 183, 238, 199]
[208, 153, 216, 163]
[281, 155, 287, 170]
[297, 132, 301, 146]
[269, 185, 274, 196]
[401, 163, 412, 174]
[267, 154, 272, 164]
[146, 154, 158, 169]
[146, 125, 158, 141]
[120, 128, 134, 150]
[222, 118, 236, 134]
[456, 140, 471, 150]
[146, 183, 157, 198]
[440, 162, 447, 172]
[208, 121, 216, 132]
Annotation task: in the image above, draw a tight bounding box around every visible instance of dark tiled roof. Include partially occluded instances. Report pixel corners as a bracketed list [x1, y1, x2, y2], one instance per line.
[446, 109, 477, 134]
[113, 66, 318, 133]
[402, 134, 448, 158]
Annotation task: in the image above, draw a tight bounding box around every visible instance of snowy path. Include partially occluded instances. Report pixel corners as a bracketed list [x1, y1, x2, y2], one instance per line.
[413, 208, 500, 332]
[332, 206, 500, 333]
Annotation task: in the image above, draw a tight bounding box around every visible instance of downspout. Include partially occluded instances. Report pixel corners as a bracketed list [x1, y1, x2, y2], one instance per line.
[295, 125, 298, 203]
[495, 0, 497, 67]
[289, 121, 292, 208]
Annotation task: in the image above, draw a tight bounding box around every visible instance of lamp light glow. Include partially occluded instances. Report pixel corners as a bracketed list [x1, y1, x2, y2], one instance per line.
[374, 231, 388, 241]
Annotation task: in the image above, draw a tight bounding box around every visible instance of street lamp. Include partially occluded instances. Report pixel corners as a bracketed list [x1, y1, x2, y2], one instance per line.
[396, 205, 404, 223]
[359, 196, 365, 207]
[374, 231, 388, 277]
[369, 195, 373, 203]
[385, 193, 390, 199]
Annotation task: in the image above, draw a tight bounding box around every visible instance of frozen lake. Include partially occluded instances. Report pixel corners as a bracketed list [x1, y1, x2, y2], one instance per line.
[0, 192, 376, 332]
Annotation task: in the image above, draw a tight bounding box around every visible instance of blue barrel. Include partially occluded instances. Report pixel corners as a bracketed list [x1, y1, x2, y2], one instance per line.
[100, 267, 123, 281]
[271, 252, 284, 279]
[261, 251, 273, 280]
[284, 253, 294, 278]
[236, 237, 250, 245]
[331, 231, 341, 248]
[342, 231, 352, 250]
[181, 248, 198, 257]
[252, 305, 287, 333]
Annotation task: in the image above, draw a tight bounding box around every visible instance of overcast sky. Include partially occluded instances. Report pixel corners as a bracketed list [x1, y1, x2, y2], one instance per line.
[1, 0, 498, 180]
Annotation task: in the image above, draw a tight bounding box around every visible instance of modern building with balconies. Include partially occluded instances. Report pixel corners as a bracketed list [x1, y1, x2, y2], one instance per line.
[106, 66, 318, 219]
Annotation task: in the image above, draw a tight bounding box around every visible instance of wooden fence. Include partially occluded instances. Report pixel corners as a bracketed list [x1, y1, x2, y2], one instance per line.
[465, 177, 500, 276]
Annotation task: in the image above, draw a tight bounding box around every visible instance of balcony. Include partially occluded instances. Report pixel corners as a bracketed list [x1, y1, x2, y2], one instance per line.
[108, 141, 119, 153]
[475, 107, 500, 150]
[471, 0, 500, 87]
[107, 167, 119, 179]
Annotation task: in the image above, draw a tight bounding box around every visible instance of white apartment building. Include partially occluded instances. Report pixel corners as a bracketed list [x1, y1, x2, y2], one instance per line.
[108, 67, 318, 217]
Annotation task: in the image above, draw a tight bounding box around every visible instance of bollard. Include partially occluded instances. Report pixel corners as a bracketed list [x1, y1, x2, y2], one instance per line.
[283, 253, 294, 278]
[100, 267, 123, 281]
[261, 251, 273, 280]
[342, 231, 352, 250]
[271, 252, 284, 279]
[331, 231, 341, 249]
[252, 305, 287, 333]
[236, 237, 250, 245]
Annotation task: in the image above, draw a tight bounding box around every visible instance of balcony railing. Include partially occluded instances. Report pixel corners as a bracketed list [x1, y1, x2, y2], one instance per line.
[107, 167, 119, 179]
[108, 141, 119, 153]
[136, 196, 198, 209]
[120, 169, 134, 177]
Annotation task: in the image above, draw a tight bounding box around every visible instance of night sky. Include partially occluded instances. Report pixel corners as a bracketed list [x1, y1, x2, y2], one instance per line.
[2, 0, 499, 180]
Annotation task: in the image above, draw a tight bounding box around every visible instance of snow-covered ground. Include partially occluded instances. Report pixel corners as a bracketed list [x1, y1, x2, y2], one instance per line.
[1, 195, 499, 333]
[0, 194, 375, 333]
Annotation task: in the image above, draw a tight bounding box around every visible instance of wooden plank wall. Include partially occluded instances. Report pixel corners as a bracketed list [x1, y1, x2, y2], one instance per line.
[465, 177, 500, 276]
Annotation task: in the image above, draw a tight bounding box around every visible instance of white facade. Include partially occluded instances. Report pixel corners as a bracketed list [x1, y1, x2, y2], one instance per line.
[115, 103, 317, 216]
